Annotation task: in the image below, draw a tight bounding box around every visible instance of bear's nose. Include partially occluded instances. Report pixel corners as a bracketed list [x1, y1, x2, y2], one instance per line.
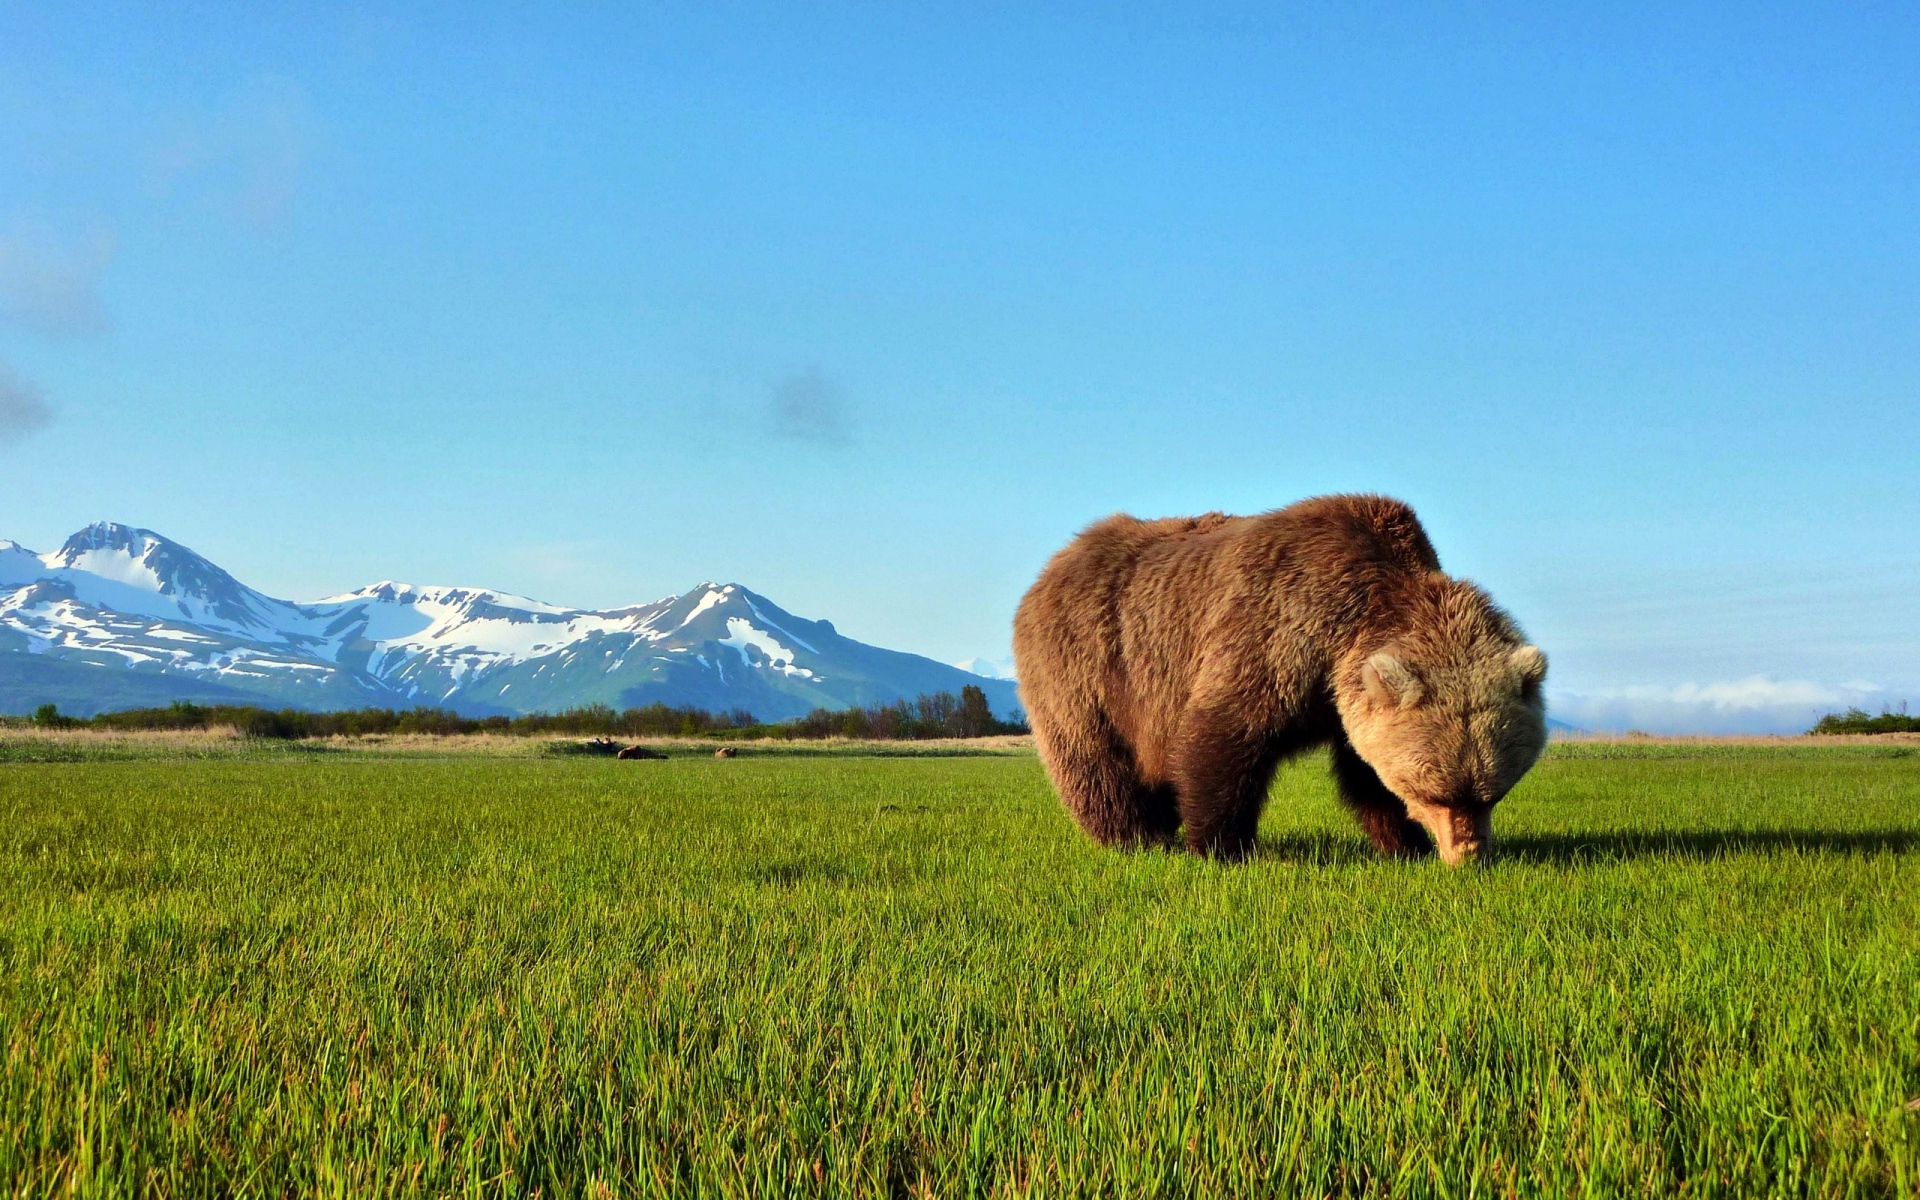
[1438, 807, 1495, 867]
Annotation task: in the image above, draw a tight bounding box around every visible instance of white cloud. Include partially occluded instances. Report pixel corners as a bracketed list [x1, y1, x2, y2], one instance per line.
[148, 77, 309, 230]
[1548, 676, 1911, 735]
[0, 227, 114, 339]
[1605, 678, 1858, 707]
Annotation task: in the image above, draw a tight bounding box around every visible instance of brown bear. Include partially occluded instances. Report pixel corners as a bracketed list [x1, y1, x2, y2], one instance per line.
[1011, 494, 1547, 865]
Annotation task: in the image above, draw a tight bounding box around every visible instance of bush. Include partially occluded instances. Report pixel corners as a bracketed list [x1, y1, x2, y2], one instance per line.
[1810, 707, 1920, 735]
[240, 709, 308, 740]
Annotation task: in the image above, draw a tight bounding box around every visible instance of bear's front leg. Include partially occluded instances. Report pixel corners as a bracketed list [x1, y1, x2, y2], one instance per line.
[1330, 739, 1435, 858]
[1034, 716, 1179, 848]
[1170, 704, 1281, 860]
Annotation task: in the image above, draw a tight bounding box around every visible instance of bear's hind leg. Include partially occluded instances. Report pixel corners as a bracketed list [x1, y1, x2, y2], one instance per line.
[1330, 739, 1434, 858]
[1038, 721, 1174, 848]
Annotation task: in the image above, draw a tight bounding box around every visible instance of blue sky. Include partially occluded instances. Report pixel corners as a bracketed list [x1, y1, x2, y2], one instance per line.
[1, 3, 1915, 731]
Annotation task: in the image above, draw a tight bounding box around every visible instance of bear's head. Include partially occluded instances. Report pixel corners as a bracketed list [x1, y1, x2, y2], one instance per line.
[1335, 579, 1548, 866]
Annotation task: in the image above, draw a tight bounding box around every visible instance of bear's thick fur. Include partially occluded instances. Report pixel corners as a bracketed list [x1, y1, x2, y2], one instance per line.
[1012, 495, 1547, 865]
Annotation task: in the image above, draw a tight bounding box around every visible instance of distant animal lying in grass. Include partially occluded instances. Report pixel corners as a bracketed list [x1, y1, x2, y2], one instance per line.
[539, 738, 669, 760]
[714, 747, 739, 758]
[1013, 494, 1547, 866]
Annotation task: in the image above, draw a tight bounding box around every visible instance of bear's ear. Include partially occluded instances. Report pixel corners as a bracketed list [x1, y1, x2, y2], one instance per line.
[1510, 645, 1547, 696]
[1362, 651, 1423, 708]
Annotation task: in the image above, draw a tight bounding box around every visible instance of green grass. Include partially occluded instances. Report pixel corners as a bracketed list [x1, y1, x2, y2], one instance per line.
[1, 747, 1917, 1197]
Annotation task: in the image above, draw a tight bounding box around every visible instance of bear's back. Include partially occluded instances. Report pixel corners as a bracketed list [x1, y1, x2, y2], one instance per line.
[1013, 510, 1243, 660]
[1070, 495, 1437, 632]
[1014, 496, 1440, 742]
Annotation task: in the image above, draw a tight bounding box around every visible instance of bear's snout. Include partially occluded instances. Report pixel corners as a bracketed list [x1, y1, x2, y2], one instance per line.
[1430, 807, 1493, 867]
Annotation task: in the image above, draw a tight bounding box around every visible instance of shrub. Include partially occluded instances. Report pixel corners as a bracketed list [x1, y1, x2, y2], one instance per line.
[1810, 707, 1920, 735]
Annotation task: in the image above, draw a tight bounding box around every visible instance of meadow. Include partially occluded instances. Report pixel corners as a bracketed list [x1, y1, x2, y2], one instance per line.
[1, 741, 1917, 1197]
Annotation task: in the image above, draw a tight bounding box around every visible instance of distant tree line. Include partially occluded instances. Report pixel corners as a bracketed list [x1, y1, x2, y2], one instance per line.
[1810, 707, 1920, 735]
[15, 685, 1027, 742]
[783, 685, 1024, 740]
[24, 701, 756, 740]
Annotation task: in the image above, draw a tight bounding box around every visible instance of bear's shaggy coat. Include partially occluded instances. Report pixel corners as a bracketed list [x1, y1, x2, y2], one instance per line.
[1012, 495, 1547, 864]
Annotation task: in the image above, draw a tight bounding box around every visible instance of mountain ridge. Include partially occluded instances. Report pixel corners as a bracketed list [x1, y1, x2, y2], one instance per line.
[0, 523, 1022, 720]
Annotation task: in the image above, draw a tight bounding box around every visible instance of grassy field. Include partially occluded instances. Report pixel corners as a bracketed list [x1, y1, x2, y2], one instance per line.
[2, 744, 1917, 1197]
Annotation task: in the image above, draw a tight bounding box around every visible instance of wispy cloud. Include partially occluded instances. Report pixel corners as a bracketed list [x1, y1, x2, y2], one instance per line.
[0, 227, 114, 339]
[0, 362, 53, 445]
[769, 368, 852, 445]
[1548, 676, 1909, 735]
[148, 77, 309, 230]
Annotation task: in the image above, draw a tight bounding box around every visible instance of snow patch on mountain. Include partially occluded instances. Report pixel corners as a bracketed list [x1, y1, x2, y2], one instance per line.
[678, 585, 731, 628]
[742, 596, 818, 653]
[720, 617, 817, 679]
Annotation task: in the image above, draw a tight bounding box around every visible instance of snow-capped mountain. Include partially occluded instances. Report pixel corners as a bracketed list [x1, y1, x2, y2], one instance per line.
[0, 523, 1023, 720]
[952, 656, 1017, 681]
